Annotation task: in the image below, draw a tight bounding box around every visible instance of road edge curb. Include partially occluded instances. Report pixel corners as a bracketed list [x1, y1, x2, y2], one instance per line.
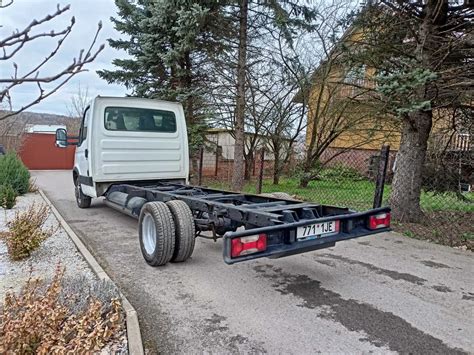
[39, 190, 144, 355]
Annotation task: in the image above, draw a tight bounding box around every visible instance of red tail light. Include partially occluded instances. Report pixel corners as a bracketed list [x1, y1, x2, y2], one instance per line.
[231, 234, 267, 258]
[369, 212, 391, 230]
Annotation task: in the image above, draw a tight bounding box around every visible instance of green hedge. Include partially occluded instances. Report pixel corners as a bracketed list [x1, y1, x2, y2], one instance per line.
[0, 184, 17, 209]
[0, 152, 30, 195]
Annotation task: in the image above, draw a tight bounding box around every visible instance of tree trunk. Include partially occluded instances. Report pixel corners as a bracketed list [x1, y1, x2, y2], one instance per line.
[244, 153, 254, 180]
[390, 111, 432, 221]
[272, 154, 281, 185]
[273, 171, 280, 185]
[299, 176, 310, 188]
[231, 0, 248, 192]
[390, 0, 438, 222]
[299, 157, 314, 187]
[272, 141, 281, 185]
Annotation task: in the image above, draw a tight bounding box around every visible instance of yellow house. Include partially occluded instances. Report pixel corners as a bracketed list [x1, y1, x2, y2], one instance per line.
[298, 26, 471, 156]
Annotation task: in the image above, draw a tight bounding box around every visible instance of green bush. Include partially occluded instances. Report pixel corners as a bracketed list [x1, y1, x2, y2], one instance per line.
[318, 164, 365, 181]
[0, 152, 30, 195]
[0, 184, 17, 209]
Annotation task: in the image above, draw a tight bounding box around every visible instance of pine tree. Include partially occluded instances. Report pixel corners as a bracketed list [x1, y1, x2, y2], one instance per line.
[101, 0, 317, 191]
[98, 0, 233, 152]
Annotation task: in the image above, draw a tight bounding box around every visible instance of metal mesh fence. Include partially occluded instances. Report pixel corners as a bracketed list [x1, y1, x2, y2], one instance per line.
[191, 142, 473, 250]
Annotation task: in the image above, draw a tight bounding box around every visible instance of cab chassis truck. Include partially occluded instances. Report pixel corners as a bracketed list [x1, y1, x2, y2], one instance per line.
[56, 97, 391, 266]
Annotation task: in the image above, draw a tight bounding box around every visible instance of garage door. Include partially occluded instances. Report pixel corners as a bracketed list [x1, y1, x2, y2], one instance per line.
[19, 133, 75, 170]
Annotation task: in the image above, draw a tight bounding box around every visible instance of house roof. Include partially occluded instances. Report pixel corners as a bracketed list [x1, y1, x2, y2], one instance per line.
[206, 127, 291, 141]
[25, 124, 66, 134]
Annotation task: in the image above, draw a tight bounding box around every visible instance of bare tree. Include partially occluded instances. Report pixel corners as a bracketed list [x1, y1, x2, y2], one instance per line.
[65, 83, 90, 134]
[261, 83, 306, 185]
[0, 2, 104, 120]
[275, 3, 390, 188]
[66, 84, 90, 118]
[298, 52, 389, 187]
[243, 64, 280, 180]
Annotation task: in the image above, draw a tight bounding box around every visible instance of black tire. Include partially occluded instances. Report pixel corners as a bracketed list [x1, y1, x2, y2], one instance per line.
[166, 200, 196, 262]
[138, 202, 175, 266]
[74, 180, 92, 208]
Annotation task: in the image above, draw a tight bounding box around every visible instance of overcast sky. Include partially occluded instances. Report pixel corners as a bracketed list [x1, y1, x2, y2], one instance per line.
[1, 0, 129, 115]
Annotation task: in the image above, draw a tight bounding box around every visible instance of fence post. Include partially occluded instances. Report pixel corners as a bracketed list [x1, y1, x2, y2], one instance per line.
[198, 146, 204, 186]
[252, 151, 257, 176]
[256, 148, 265, 194]
[373, 145, 390, 208]
[214, 140, 219, 177]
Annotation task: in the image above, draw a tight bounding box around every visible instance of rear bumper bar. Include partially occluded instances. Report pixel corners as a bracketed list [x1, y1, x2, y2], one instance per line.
[223, 207, 390, 264]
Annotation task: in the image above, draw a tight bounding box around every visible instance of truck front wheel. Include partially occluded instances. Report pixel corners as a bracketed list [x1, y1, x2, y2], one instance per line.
[139, 202, 175, 266]
[74, 178, 91, 209]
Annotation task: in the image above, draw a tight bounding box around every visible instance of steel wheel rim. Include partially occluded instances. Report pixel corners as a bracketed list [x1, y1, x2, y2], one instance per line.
[142, 213, 156, 255]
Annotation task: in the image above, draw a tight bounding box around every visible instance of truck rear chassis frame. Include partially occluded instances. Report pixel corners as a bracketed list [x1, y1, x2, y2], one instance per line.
[104, 181, 390, 264]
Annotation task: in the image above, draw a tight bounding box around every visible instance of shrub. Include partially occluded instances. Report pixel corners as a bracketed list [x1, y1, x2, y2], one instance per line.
[0, 152, 30, 195]
[0, 184, 17, 209]
[318, 164, 365, 181]
[0, 202, 55, 260]
[0, 266, 124, 353]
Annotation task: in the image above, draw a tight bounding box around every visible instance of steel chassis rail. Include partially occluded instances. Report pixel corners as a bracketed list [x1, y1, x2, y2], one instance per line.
[105, 181, 391, 264]
[106, 182, 352, 226]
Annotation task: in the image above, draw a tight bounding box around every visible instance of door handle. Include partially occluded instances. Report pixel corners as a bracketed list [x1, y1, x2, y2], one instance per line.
[85, 149, 88, 159]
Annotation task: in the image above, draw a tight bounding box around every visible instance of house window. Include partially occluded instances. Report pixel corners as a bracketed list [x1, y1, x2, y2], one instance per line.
[455, 133, 470, 151]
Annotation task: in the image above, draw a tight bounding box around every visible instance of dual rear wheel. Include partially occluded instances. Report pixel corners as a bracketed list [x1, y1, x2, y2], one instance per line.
[138, 200, 195, 266]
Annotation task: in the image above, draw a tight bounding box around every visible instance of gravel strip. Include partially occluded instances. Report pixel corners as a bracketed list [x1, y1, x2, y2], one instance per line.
[0, 193, 96, 299]
[0, 192, 128, 354]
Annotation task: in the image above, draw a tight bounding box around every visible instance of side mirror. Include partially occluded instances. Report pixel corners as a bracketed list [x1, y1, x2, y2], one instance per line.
[55, 128, 68, 148]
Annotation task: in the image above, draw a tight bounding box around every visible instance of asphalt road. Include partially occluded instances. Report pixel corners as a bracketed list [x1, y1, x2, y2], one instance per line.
[32, 170, 473, 354]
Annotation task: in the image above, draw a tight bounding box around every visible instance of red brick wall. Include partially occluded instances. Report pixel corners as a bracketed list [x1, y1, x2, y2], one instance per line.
[18, 133, 75, 170]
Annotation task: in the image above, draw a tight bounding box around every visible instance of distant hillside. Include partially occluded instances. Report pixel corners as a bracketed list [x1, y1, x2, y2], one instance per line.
[0, 110, 80, 136]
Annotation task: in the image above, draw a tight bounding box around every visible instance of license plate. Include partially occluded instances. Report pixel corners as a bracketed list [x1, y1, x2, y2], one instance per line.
[297, 221, 339, 240]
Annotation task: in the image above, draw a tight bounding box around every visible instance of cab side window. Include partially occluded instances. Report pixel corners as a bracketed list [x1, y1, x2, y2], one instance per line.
[79, 106, 90, 146]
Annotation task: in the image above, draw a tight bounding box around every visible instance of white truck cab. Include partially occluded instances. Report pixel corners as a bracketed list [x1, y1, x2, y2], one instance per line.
[56, 96, 189, 207]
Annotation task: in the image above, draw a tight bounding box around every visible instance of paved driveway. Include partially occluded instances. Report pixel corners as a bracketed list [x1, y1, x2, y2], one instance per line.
[32, 170, 473, 354]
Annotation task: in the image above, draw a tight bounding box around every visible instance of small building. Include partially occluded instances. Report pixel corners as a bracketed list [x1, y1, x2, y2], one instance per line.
[19, 124, 75, 170]
[200, 128, 295, 179]
[25, 124, 66, 134]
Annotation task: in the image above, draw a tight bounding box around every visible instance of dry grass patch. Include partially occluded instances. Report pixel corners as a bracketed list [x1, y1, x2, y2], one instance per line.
[28, 179, 39, 193]
[0, 266, 124, 353]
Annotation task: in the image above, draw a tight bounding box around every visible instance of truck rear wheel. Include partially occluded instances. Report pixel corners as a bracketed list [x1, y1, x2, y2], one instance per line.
[166, 200, 195, 262]
[139, 202, 175, 266]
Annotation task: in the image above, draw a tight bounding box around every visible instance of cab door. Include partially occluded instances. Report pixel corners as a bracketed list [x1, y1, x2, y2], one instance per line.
[75, 106, 95, 196]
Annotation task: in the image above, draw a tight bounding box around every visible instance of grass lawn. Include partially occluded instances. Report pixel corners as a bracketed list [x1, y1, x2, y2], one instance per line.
[205, 177, 474, 213]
